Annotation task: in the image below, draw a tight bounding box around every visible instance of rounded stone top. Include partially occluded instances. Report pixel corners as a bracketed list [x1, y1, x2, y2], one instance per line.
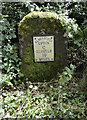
[20, 11, 58, 22]
[18, 11, 61, 37]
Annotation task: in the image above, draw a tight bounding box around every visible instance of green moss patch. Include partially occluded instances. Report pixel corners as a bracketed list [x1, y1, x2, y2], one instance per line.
[19, 11, 67, 82]
[18, 11, 63, 37]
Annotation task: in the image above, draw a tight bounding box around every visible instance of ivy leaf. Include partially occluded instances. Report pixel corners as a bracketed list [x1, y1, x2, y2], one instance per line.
[70, 64, 76, 70]
[63, 71, 67, 75]
[52, 101, 57, 104]
[68, 32, 73, 38]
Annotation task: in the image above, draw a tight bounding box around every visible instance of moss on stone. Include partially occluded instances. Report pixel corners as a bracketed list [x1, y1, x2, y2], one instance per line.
[18, 11, 62, 37]
[19, 11, 67, 82]
[22, 44, 34, 63]
[21, 43, 64, 82]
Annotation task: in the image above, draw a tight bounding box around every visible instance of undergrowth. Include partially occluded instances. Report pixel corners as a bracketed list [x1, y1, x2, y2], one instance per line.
[1, 81, 87, 119]
[0, 2, 87, 119]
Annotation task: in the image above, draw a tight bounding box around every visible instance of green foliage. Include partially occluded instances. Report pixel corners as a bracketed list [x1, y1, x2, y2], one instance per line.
[81, 19, 87, 62]
[68, 2, 87, 26]
[67, 2, 87, 97]
[1, 2, 44, 87]
[2, 81, 87, 119]
[59, 64, 76, 85]
[1, 4, 24, 87]
[1, 2, 87, 119]
[1, 2, 85, 87]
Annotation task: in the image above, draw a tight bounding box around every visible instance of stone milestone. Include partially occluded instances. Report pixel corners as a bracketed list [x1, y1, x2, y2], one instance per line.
[18, 11, 68, 82]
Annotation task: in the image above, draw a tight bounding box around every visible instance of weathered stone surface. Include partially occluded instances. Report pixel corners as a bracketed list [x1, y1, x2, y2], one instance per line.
[18, 11, 68, 82]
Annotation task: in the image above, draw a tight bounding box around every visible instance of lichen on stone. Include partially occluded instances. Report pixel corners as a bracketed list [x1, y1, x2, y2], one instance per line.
[18, 11, 67, 82]
[18, 11, 61, 37]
